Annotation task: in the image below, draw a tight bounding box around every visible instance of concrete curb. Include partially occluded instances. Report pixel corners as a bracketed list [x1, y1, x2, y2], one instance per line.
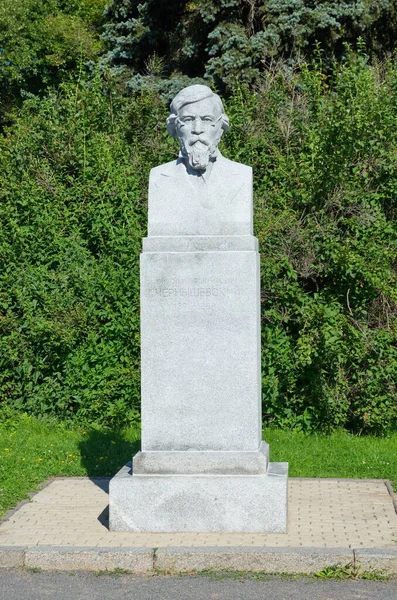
[24, 547, 154, 572]
[1, 545, 397, 575]
[0, 547, 26, 568]
[154, 546, 354, 574]
[354, 548, 397, 576]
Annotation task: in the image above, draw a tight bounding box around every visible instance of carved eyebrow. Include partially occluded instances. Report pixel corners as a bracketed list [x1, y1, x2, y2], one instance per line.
[181, 114, 215, 119]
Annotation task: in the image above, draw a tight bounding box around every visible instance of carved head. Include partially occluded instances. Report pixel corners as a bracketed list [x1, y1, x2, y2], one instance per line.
[167, 85, 230, 171]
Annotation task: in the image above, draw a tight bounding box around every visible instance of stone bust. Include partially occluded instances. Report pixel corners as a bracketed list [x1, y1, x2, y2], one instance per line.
[148, 85, 253, 237]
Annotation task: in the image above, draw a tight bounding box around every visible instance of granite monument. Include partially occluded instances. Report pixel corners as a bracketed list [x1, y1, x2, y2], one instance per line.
[109, 85, 288, 532]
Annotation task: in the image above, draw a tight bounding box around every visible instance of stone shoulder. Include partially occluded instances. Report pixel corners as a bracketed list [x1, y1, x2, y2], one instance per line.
[149, 160, 177, 178]
[220, 156, 252, 174]
[149, 156, 252, 178]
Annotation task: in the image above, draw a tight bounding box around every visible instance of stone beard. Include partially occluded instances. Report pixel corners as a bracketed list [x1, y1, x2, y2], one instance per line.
[181, 138, 216, 171]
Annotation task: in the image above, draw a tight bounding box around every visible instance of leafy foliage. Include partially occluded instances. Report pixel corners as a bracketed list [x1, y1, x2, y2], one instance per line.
[226, 52, 397, 433]
[0, 74, 149, 425]
[0, 52, 396, 432]
[101, 0, 397, 90]
[0, 0, 105, 124]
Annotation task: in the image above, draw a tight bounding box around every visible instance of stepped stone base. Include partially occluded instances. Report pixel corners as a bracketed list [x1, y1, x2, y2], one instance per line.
[133, 442, 269, 475]
[109, 461, 288, 533]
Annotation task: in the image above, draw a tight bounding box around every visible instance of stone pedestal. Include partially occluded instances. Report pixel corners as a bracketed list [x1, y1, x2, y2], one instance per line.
[110, 461, 288, 532]
[109, 234, 288, 532]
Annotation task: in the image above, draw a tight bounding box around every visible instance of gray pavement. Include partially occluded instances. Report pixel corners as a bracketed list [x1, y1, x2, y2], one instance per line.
[0, 569, 397, 600]
[2, 478, 396, 549]
[1, 477, 397, 575]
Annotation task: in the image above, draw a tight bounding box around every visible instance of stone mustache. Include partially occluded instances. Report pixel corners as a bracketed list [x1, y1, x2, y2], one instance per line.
[109, 85, 288, 533]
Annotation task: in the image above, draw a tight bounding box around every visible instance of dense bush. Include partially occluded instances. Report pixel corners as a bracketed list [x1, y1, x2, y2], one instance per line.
[241, 53, 397, 433]
[0, 75, 152, 425]
[0, 0, 105, 125]
[0, 52, 396, 431]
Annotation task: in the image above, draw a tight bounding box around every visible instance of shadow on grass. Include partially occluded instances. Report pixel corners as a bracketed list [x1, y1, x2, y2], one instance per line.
[79, 428, 140, 482]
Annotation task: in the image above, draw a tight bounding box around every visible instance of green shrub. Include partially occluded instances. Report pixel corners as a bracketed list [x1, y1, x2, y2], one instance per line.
[0, 75, 146, 425]
[0, 0, 105, 125]
[230, 52, 396, 433]
[0, 53, 396, 432]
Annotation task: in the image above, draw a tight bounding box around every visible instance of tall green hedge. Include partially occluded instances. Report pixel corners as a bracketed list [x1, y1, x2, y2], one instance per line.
[0, 0, 105, 126]
[1, 54, 396, 432]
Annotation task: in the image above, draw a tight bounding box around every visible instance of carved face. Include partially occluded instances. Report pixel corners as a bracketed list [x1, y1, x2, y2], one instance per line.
[175, 98, 224, 170]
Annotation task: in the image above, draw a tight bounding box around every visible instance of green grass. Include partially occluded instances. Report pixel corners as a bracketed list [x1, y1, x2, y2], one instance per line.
[0, 413, 140, 517]
[0, 414, 396, 517]
[264, 428, 397, 482]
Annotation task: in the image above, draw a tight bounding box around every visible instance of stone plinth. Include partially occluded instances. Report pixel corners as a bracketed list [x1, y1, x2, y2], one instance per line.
[110, 462, 288, 533]
[109, 234, 288, 532]
[140, 240, 261, 453]
[132, 442, 269, 475]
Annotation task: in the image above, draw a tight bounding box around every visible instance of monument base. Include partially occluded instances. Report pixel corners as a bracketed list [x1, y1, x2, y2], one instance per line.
[133, 441, 269, 475]
[109, 461, 288, 533]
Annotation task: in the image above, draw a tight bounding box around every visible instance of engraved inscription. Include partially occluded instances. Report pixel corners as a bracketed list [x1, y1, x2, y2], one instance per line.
[148, 287, 227, 298]
[146, 276, 239, 298]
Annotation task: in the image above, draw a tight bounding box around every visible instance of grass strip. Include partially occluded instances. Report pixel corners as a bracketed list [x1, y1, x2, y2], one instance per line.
[264, 428, 397, 481]
[0, 414, 140, 516]
[0, 415, 396, 516]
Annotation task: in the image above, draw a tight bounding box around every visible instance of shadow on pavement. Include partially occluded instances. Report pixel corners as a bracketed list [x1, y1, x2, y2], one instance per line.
[78, 430, 140, 529]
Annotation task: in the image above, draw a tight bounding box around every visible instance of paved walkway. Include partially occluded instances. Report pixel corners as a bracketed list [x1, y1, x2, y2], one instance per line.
[1, 478, 396, 549]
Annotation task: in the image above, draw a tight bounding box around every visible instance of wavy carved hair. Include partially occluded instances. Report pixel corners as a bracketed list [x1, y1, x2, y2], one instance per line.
[166, 85, 230, 138]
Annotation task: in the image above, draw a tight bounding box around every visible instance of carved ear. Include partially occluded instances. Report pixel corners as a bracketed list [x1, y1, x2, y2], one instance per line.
[221, 114, 230, 133]
[216, 128, 224, 144]
[166, 115, 177, 138]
